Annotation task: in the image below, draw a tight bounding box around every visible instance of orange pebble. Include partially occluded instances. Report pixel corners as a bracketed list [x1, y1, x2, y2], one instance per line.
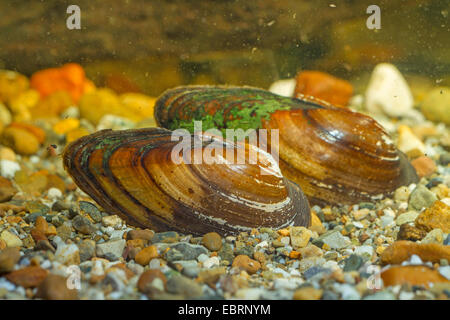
[30, 63, 87, 103]
[294, 70, 353, 107]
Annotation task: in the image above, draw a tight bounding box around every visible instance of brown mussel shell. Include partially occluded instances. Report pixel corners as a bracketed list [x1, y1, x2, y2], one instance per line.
[154, 85, 419, 205]
[63, 127, 310, 236]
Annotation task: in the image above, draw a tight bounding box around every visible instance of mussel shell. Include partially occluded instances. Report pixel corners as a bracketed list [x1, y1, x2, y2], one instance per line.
[262, 108, 418, 205]
[154, 86, 419, 205]
[63, 127, 310, 236]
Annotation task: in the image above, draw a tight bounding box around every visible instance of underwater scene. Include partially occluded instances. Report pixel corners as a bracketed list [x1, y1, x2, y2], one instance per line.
[0, 0, 449, 302]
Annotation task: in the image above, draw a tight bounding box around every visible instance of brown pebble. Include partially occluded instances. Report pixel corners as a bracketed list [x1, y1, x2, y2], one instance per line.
[0, 176, 18, 202]
[381, 265, 450, 288]
[397, 224, 427, 241]
[293, 287, 323, 300]
[126, 229, 155, 241]
[30, 229, 47, 242]
[411, 156, 437, 178]
[35, 240, 56, 253]
[1, 127, 40, 155]
[253, 251, 266, 264]
[137, 269, 167, 294]
[35, 216, 48, 233]
[232, 255, 261, 274]
[0, 247, 21, 273]
[201, 232, 222, 251]
[380, 240, 450, 265]
[135, 245, 158, 266]
[415, 200, 450, 233]
[5, 266, 48, 288]
[126, 239, 147, 249]
[36, 274, 78, 300]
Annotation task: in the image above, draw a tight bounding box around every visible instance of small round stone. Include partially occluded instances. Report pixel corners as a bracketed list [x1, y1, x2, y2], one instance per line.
[201, 232, 222, 251]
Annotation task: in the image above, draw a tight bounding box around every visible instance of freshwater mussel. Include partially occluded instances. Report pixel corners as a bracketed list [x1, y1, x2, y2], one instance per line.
[63, 127, 310, 236]
[154, 85, 419, 205]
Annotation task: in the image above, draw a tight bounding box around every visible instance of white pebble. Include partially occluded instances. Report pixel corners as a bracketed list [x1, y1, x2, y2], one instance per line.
[365, 63, 414, 117]
[202, 256, 220, 269]
[46, 187, 62, 200]
[0, 160, 20, 179]
[268, 79, 296, 97]
[149, 258, 162, 269]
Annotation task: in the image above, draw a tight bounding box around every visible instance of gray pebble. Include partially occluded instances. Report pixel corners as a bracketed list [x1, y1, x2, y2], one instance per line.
[79, 201, 102, 223]
[408, 184, 438, 210]
[343, 254, 364, 272]
[72, 215, 97, 235]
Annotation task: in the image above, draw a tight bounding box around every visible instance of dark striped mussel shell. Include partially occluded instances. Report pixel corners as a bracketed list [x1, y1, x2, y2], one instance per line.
[63, 127, 310, 236]
[154, 85, 419, 205]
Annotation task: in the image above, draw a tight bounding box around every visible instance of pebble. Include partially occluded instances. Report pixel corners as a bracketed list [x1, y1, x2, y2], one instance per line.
[126, 229, 154, 241]
[0, 160, 20, 179]
[343, 254, 364, 272]
[353, 208, 370, 221]
[46, 187, 62, 200]
[72, 215, 97, 235]
[420, 87, 450, 125]
[294, 70, 353, 106]
[79, 201, 102, 223]
[203, 256, 220, 269]
[293, 286, 323, 300]
[232, 255, 261, 274]
[289, 226, 311, 249]
[420, 229, 444, 244]
[381, 240, 450, 264]
[96, 239, 126, 260]
[397, 224, 427, 241]
[54, 243, 80, 265]
[166, 275, 203, 298]
[5, 266, 48, 288]
[315, 230, 351, 249]
[397, 125, 426, 155]
[415, 200, 450, 233]
[171, 260, 199, 278]
[0, 230, 23, 247]
[333, 283, 361, 300]
[365, 63, 414, 117]
[135, 245, 158, 266]
[268, 79, 296, 97]
[36, 274, 78, 300]
[303, 266, 332, 280]
[101, 215, 123, 229]
[1, 127, 40, 155]
[165, 242, 208, 262]
[298, 244, 323, 259]
[201, 232, 222, 251]
[396, 211, 419, 226]
[411, 156, 437, 178]
[0, 247, 21, 273]
[137, 269, 167, 294]
[408, 184, 438, 211]
[218, 243, 234, 264]
[381, 265, 450, 288]
[354, 246, 374, 261]
[0, 176, 17, 202]
[77, 239, 96, 262]
[152, 231, 179, 243]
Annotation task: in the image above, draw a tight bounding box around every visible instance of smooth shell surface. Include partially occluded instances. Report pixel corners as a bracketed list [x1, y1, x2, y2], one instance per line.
[154, 85, 419, 205]
[63, 127, 310, 236]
